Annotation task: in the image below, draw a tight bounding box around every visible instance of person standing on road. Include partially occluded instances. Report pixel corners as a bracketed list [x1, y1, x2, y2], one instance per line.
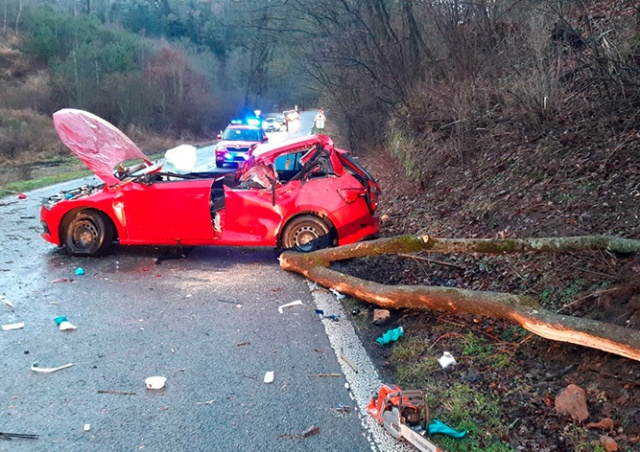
[314, 109, 326, 130]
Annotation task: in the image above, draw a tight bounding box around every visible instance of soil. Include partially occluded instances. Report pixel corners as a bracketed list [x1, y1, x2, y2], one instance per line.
[338, 130, 640, 451]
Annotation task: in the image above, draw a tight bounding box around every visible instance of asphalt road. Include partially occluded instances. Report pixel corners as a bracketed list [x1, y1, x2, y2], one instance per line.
[0, 111, 415, 452]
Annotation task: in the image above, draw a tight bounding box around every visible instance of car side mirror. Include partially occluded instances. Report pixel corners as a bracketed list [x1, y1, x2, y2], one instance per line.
[217, 132, 222, 139]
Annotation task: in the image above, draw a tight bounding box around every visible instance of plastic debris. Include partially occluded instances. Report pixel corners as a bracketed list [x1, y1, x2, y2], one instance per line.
[75, 267, 85, 276]
[83, 424, 91, 432]
[0, 295, 14, 308]
[65, 193, 73, 199]
[2, 322, 24, 331]
[264, 371, 275, 383]
[428, 419, 467, 438]
[277, 299, 303, 314]
[31, 362, 75, 374]
[329, 288, 345, 300]
[375, 326, 404, 345]
[51, 278, 70, 283]
[315, 309, 340, 321]
[18, 193, 27, 200]
[54, 316, 77, 331]
[438, 351, 457, 369]
[145, 376, 167, 389]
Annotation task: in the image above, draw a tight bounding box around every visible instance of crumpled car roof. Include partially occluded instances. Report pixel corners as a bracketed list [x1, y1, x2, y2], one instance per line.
[53, 108, 151, 185]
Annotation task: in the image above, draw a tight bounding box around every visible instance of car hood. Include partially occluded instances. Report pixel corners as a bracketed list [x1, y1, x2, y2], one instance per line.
[53, 108, 151, 185]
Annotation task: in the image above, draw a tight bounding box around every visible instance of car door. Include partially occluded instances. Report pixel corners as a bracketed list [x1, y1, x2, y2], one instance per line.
[120, 179, 215, 245]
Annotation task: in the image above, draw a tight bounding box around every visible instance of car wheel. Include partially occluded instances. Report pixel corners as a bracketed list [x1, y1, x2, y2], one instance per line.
[281, 215, 332, 252]
[62, 210, 114, 256]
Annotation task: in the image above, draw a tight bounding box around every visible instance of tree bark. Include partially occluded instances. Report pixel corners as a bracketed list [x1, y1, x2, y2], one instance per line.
[279, 234, 640, 362]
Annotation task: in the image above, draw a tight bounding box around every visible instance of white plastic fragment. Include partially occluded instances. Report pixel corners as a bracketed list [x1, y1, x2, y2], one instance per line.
[329, 288, 345, 300]
[2, 322, 24, 331]
[438, 351, 457, 369]
[308, 281, 320, 291]
[0, 295, 14, 308]
[145, 376, 167, 389]
[31, 362, 75, 373]
[59, 321, 78, 331]
[277, 300, 303, 314]
[264, 371, 274, 383]
[83, 424, 91, 432]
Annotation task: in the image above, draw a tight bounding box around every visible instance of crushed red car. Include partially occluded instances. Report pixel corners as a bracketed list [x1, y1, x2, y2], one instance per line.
[41, 109, 381, 255]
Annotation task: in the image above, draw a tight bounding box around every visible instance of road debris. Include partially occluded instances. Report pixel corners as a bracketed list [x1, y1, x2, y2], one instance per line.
[236, 341, 251, 346]
[264, 371, 275, 383]
[278, 299, 303, 314]
[314, 309, 340, 321]
[339, 348, 358, 373]
[375, 326, 404, 345]
[51, 278, 71, 283]
[0, 295, 14, 308]
[437, 351, 456, 369]
[83, 424, 91, 432]
[75, 267, 85, 276]
[279, 425, 321, 439]
[332, 405, 352, 413]
[2, 322, 24, 331]
[0, 431, 38, 440]
[31, 362, 75, 374]
[97, 390, 136, 395]
[54, 315, 77, 331]
[329, 288, 345, 300]
[310, 373, 342, 378]
[145, 376, 167, 389]
[18, 193, 27, 200]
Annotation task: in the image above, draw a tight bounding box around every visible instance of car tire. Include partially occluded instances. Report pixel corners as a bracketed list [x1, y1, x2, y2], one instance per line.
[281, 215, 332, 252]
[62, 210, 114, 256]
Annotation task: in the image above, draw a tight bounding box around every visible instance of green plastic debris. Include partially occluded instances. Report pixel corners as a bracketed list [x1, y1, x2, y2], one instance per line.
[375, 326, 404, 345]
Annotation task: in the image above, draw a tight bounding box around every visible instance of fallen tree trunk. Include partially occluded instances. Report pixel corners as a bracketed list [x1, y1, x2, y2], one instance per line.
[279, 234, 640, 362]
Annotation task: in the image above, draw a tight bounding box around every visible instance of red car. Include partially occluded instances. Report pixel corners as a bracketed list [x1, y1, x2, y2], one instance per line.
[41, 109, 381, 255]
[215, 123, 267, 167]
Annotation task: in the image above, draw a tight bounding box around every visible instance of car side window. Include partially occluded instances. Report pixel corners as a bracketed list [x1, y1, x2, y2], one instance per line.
[274, 152, 303, 182]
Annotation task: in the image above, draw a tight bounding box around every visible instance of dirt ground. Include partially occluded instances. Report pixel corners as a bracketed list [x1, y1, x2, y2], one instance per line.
[340, 139, 640, 451]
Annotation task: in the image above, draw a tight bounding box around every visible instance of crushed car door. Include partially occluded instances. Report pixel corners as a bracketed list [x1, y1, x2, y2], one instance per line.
[220, 164, 283, 245]
[120, 179, 214, 244]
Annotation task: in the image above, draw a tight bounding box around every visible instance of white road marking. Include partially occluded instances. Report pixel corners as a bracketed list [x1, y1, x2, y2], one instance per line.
[309, 280, 416, 452]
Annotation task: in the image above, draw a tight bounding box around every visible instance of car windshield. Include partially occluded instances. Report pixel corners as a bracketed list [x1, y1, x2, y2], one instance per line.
[223, 128, 261, 141]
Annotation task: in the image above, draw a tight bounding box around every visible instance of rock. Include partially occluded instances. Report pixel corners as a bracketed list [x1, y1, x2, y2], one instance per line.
[586, 418, 615, 432]
[372, 309, 391, 325]
[555, 384, 589, 422]
[600, 435, 618, 451]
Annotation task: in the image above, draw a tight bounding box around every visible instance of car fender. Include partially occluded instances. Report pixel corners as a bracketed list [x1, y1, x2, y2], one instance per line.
[52, 201, 124, 245]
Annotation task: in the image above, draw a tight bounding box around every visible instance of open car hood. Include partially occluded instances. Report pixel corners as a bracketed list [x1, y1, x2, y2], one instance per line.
[53, 109, 151, 185]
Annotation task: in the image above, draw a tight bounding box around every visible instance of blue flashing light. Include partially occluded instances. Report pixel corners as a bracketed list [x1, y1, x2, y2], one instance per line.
[230, 118, 244, 124]
[246, 118, 261, 127]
